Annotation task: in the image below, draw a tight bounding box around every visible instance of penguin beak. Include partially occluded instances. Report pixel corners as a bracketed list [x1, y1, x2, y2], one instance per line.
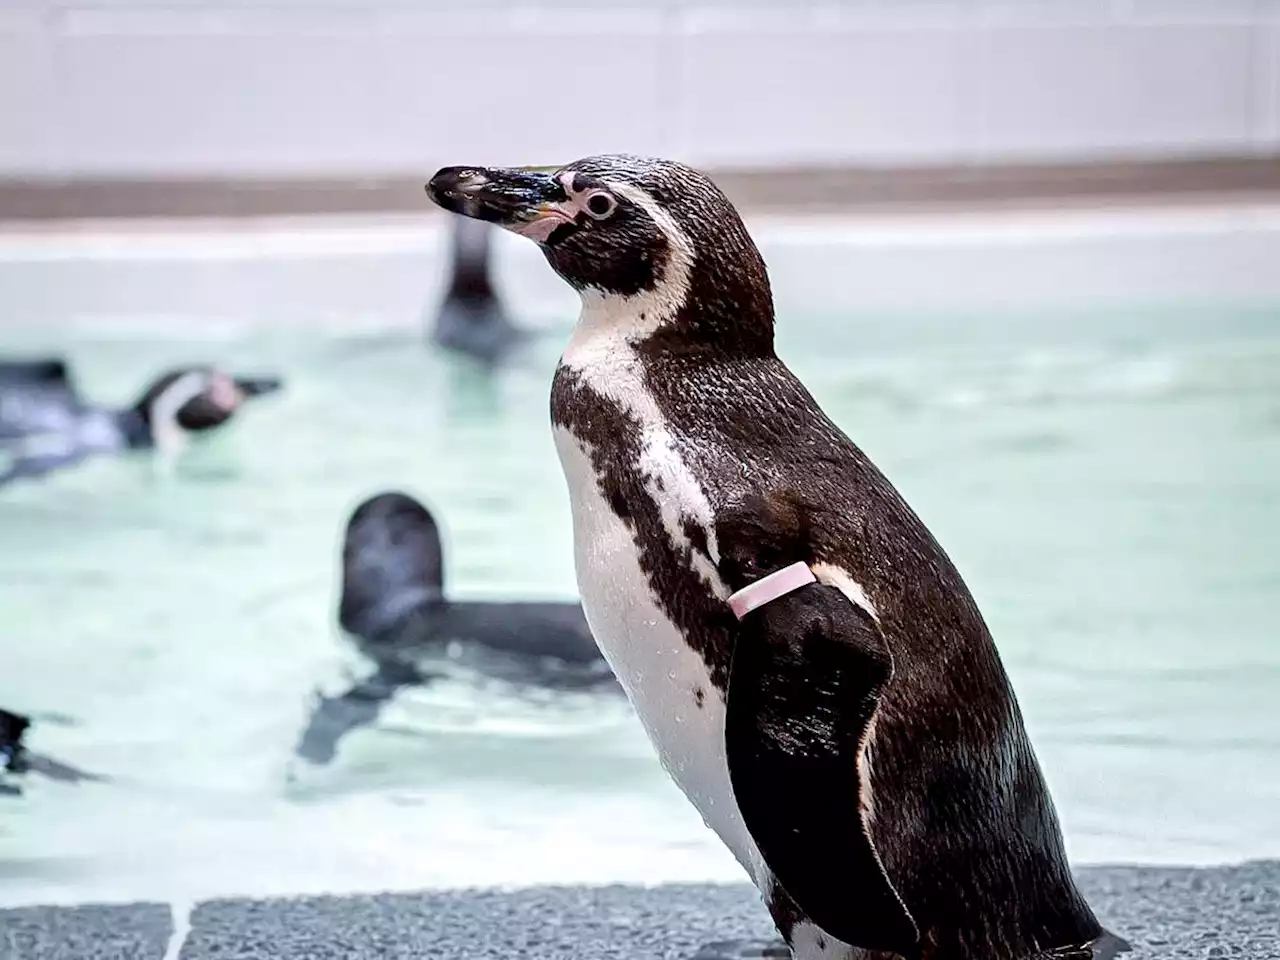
[426, 166, 576, 243]
[232, 375, 283, 398]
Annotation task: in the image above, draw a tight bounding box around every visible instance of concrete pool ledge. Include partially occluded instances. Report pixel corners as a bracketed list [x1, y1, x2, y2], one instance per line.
[3, 862, 1277, 960]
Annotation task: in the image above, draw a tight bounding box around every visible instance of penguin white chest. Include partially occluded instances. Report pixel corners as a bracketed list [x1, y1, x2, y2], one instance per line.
[552, 420, 764, 881]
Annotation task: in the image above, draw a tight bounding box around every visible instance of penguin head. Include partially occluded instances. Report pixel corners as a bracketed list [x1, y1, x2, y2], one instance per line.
[133, 366, 282, 447]
[338, 491, 446, 642]
[427, 155, 775, 354]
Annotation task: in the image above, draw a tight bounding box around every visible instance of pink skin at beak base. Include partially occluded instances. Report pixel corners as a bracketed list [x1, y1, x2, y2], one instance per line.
[509, 205, 576, 242]
[507, 171, 591, 243]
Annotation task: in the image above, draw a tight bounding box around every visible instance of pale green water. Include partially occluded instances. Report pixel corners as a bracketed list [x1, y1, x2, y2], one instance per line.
[0, 221, 1278, 908]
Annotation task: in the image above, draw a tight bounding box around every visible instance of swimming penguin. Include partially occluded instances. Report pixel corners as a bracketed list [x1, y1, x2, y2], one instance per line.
[0, 359, 282, 486]
[1, 706, 105, 794]
[293, 490, 614, 765]
[427, 156, 1129, 960]
[428, 216, 526, 364]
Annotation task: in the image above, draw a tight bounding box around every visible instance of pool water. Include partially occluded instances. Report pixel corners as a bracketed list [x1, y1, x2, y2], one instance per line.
[0, 217, 1278, 908]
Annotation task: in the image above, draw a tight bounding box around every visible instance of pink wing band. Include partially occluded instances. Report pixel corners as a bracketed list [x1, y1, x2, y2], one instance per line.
[726, 561, 817, 620]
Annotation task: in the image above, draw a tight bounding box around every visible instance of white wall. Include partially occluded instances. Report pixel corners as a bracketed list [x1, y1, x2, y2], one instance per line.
[3, 204, 1278, 335]
[1, 0, 1278, 178]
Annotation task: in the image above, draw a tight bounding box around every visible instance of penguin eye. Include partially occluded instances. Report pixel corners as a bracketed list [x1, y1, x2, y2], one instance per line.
[583, 190, 617, 220]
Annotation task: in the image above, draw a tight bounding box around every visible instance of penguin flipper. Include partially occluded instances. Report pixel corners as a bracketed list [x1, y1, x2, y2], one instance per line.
[19, 752, 109, 783]
[293, 659, 432, 766]
[724, 581, 918, 957]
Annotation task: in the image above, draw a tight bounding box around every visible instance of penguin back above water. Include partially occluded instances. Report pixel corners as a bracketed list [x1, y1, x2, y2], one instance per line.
[429, 216, 524, 365]
[427, 156, 1127, 960]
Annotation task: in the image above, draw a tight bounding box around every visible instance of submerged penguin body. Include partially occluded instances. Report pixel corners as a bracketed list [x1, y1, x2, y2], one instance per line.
[294, 491, 615, 766]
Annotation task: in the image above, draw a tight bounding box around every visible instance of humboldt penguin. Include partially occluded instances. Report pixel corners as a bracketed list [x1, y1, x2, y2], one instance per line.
[293, 490, 616, 765]
[427, 155, 1128, 960]
[0, 358, 282, 486]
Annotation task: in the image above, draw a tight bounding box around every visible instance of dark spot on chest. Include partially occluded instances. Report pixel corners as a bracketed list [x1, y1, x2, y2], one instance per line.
[551, 367, 736, 690]
[694, 687, 705, 708]
[607, 488, 632, 524]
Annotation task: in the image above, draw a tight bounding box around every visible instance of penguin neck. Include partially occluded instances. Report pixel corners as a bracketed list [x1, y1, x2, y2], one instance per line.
[572, 276, 776, 363]
[676, 225, 777, 357]
[669, 264, 776, 358]
[349, 585, 446, 644]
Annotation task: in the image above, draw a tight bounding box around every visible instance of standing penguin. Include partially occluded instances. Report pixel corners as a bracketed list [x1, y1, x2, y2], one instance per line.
[427, 157, 1126, 960]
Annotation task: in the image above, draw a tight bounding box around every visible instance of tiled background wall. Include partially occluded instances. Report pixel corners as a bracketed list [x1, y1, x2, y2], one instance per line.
[0, 0, 1277, 177]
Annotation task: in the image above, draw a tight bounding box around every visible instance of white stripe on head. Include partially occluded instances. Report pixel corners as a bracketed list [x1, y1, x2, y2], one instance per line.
[568, 179, 695, 347]
[149, 370, 211, 454]
[559, 178, 721, 598]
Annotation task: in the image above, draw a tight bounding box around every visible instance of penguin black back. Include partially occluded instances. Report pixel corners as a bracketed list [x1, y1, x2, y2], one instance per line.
[0, 358, 71, 387]
[429, 216, 523, 364]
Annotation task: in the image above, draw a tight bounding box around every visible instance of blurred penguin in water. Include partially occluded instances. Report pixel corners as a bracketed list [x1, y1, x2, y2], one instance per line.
[1, 706, 104, 795]
[294, 491, 615, 765]
[0, 358, 282, 487]
[427, 216, 528, 364]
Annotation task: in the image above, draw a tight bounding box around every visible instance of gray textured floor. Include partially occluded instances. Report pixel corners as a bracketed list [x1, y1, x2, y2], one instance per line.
[0, 902, 171, 960]
[2, 862, 1277, 960]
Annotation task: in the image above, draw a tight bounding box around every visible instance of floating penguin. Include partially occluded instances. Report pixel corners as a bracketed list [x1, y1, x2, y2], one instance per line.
[428, 156, 1128, 960]
[0, 358, 282, 486]
[293, 490, 615, 765]
[428, 216, 527, 365]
